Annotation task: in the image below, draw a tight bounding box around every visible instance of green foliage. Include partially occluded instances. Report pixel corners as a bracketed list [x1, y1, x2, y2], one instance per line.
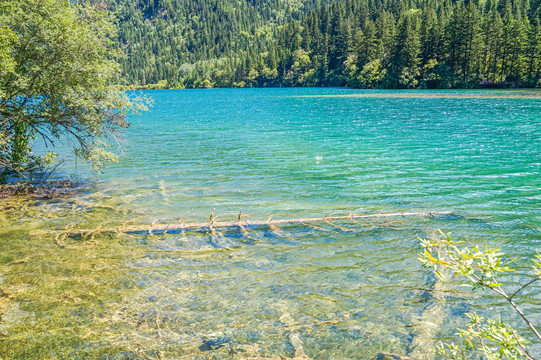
[285, 49, 316, 85]
[420, 231, 541, 359]
[346, 58, 387, 88]
[0, 2, 16, 99]
[437, 314, 531, 360]
[108, 0, 541, 89]
[0, 0, 149, 178]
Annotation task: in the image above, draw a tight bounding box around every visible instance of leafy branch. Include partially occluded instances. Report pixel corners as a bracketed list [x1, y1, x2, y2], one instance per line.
[419, 230, 541, 359]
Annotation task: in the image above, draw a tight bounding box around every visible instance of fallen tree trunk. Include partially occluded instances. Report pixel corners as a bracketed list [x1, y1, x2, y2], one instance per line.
[33, 211, 452, 237]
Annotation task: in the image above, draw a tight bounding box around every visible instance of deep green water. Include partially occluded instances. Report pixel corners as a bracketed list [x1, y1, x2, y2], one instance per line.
[1, 88, 541, 359]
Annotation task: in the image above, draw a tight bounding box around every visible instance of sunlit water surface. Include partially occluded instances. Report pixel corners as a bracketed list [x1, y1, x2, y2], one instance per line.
[1, 88, 540, 359]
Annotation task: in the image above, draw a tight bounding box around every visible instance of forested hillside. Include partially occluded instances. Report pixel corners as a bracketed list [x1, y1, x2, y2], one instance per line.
[112, 0, 541, 88]
[111, 0, 328, 87]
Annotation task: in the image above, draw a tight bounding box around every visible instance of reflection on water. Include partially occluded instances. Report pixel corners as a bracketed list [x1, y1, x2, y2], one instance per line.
[2, 89, 541, 359]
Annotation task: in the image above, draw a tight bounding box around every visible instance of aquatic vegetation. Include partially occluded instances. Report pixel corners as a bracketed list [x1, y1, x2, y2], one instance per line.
[0, 197, 148, 358]
[0, 179, 82, 200]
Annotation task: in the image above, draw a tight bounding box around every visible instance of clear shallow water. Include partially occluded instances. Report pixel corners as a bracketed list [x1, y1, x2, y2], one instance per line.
[2, 88, 541, 359]
[104, 89, 541, 223]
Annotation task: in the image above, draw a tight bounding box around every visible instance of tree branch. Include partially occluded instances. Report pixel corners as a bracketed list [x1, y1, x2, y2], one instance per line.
[509, 278, 540, 300]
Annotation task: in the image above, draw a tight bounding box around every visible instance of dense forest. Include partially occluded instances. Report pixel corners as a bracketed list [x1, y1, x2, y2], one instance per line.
[111, 0, 541, 88]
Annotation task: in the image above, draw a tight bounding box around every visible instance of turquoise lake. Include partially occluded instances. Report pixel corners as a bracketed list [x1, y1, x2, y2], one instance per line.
[1, 88, 540, 359]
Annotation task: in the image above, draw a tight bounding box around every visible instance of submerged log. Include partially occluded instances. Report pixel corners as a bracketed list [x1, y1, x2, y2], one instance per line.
[407, 269, 450, 360]
[34, 211, 452, 237]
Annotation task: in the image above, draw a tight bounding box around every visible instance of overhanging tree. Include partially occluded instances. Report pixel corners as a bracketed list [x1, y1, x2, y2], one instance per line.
[0, 0, 148, 180]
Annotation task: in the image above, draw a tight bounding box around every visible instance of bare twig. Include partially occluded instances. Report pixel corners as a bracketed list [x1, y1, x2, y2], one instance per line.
[509, 278, 540, 300]
[470, 273, 541, 342]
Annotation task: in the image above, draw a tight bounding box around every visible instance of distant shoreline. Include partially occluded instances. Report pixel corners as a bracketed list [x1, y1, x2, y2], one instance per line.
[120, 85, 541, 93]
[295, 91, 541, 99]
[120, 86, 541, 98]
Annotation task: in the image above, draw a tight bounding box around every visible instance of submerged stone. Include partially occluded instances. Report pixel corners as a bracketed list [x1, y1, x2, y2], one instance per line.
[373, 353, 416, 360]
[198, 336, 231, 351]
